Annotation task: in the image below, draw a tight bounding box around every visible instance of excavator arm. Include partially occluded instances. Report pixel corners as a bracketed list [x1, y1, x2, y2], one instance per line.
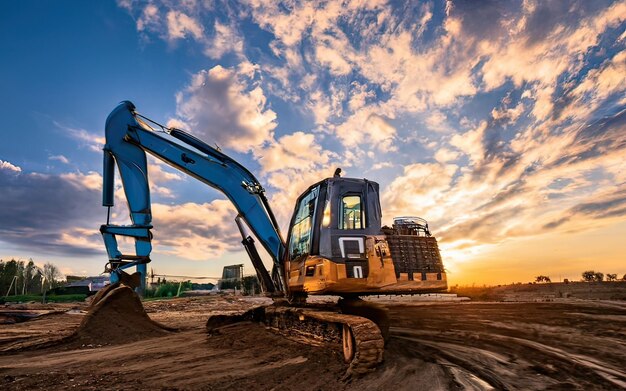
[101, 101, 285, 294]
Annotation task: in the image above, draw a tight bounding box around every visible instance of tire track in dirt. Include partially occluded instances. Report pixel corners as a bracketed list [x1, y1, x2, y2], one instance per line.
[391, 327, 625, 390]
[380, 302, 626, 390]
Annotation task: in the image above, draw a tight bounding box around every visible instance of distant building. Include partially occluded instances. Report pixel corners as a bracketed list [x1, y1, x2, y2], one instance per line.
[65, 276, 109, 292]
[218, 264, 244, 290]
[191, 282, 216, 291]
[221, 264, 244, 280]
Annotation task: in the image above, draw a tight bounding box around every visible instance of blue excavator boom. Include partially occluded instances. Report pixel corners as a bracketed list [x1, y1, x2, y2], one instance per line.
[101, 101, 285, 294]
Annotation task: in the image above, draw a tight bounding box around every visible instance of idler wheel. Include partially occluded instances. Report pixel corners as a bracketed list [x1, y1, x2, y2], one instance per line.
[342, 324, 355, 363]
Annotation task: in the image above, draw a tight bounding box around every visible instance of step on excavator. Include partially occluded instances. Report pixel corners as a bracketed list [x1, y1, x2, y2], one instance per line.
[99, 101, 447, 375]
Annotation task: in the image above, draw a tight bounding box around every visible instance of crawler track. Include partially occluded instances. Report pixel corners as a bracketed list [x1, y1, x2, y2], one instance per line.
[263, 306, 385, 376]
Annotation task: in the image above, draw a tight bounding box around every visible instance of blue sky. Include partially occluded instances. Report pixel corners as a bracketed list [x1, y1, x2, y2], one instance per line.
[1, 0, 625, 284]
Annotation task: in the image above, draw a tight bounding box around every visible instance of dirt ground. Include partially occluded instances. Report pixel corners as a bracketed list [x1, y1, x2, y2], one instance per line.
[450, 281, 626, 302]
[1, 296, 625, 390]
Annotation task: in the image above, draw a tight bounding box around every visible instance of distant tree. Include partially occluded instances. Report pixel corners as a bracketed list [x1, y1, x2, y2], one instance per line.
[0, 259, 45, 295]
[582, 270, 596, 282]
[42, 262, 62, 289]
[31, 269, 44, 294]
[16, 261, 25, 294]
[0, 260, 7, 294]
[563, 278, 569, 284]
[241, 276, 261, 295]
[594, 272, 604, 282]
[623, 274, 626, 281]
[606, 273, 617, 281]
[1, 259, 21, 295]
[535, 275, 551, 283]
[23, 259, 43, 294]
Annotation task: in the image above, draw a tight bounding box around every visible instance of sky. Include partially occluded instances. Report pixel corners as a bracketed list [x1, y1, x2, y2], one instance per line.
[0, 0, 625, 286]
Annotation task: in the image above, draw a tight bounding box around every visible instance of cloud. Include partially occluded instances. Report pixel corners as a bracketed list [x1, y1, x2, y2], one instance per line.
[425, 111, 450, 132]
[445, 0, 510, 40]
[306, 89, 333, 125]
[136, 3, 159, 33]
[371, 161, 394, 170]
[0, 160, 21, 173]
[450, 121, 487, 165]
[543, 189, 626, 229]
[251, 131, 342, 231]
[315, 38, 353, 76]
[173, 64, 277, 152]
[60, 171, 102, 191]
[382, 162, 458, 220]
[474, 0, 626, 101]
[151, 200, 241, 260]
[440, 206, 525, 244]
[335, 110, 397, 152]
[148, 158, 184, 183]
[254, 131, 332, 173]
[0, 164, 103, 256]
[348, 82, 375, 112]
[381, 101, 626, 250]
[0, 160, 245, 262]
[49, 155, 70, 164]
[54, 121, 104, 152]
[491, 102, 525, 125]
[204, 21, 244, 59]
[123, 1, 244, 59]
[114, 0, 626, 265]
[166, 10, 204, 41]
[146, 157, 184, 198]
[434, 148, 460, 164]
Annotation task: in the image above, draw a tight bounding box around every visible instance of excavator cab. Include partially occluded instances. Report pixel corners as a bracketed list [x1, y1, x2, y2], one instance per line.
[284, 176, 446, 297]
[286, 177, 381, 276]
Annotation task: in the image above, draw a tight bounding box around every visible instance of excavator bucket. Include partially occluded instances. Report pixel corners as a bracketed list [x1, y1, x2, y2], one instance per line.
[115, 270, 142, 290]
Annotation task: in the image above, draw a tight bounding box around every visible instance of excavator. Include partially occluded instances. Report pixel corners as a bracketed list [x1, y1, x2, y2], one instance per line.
[100, 101, 447, 375]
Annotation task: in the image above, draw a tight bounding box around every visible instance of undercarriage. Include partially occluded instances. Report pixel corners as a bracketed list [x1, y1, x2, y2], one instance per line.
[206, 298, 389, 377]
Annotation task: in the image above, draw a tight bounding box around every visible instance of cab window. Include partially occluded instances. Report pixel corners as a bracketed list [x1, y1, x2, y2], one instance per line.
[340, 195, 364, 229]
[289, 186, 319, 259]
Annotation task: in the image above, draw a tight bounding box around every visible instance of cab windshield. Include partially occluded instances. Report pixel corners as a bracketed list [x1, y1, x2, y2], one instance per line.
[288, 186, 319, 259]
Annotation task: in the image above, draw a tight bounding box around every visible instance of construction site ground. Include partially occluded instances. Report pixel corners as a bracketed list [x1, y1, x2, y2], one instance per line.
[1, 295, 625, 390]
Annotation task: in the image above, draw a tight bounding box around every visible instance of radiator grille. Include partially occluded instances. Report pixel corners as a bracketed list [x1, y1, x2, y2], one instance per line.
[383, 221, 444, 278]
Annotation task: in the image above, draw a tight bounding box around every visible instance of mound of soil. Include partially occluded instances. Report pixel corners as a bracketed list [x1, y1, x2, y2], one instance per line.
[73, 283, 171, 346]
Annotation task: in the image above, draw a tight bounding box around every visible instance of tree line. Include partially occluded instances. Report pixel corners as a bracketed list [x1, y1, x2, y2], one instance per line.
[581, 270, 625, 282]
[0, 259, 62, 296]
[534, 271, 626, 284]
